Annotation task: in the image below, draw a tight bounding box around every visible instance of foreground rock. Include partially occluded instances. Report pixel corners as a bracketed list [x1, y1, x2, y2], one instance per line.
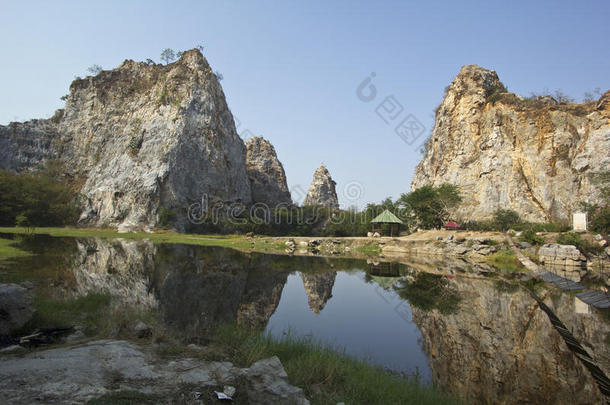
[246, 136, 292, 208]
[412, 64, 609, 222]
[303, 165, 339, 208]
[0, 340, 310, 404]
[0, 283, 34, 335]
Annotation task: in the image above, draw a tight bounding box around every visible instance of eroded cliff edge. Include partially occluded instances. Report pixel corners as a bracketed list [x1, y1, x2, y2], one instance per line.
[411, 65, 610, 222]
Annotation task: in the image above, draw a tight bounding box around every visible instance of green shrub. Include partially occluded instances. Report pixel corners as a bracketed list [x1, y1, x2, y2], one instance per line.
[519, 229, 545, 245]
[556, 232, 604, 256]
[0, 169, 79, 227]
[493, 209, 520, 231]
[158, 207, 176, 227]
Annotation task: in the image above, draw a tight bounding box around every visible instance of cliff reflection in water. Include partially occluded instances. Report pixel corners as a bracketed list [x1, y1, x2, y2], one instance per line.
[57, 237, 609, 404]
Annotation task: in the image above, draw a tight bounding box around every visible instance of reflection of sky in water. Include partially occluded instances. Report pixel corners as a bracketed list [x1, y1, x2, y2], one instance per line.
[265, 270, 432, 383]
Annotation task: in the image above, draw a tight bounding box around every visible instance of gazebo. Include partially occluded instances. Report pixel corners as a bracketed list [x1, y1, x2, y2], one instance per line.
[370, 209, 403, 237]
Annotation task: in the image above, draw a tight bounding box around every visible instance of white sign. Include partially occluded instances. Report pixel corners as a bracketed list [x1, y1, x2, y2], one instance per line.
[572, 212, 587, 232]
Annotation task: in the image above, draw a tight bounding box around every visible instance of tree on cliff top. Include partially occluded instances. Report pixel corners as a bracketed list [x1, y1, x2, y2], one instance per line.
[160, 48, 176, 64]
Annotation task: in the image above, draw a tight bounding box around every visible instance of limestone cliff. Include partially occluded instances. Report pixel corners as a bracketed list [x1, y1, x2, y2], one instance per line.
[1, 49, 252, 231]
[411, 65, 610, 222]
[245, 136, 292, 207]
[303, 166, 339, 208]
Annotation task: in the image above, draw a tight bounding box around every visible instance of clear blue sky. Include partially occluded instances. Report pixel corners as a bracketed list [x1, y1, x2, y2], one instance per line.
[1, 0, 608, 208]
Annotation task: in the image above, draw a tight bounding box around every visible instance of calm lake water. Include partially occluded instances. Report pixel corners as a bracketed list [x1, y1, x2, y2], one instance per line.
[1, 234, 608, 404]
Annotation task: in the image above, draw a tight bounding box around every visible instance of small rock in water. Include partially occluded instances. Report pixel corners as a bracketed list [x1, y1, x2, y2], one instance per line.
[224, 385, 236, 396]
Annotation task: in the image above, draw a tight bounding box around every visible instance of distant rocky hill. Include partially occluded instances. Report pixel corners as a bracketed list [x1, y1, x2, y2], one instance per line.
[245, 137, 292, 207]
[412, 65, 609, 222]
[303, 165, 339, 209]
[0, 49, 292, 231]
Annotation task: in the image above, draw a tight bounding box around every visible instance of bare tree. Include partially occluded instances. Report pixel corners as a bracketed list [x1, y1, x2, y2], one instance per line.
[176, 51, 184, 59]
[215, 71, 224, 81]
[160, 48, 176, 64]
[145, 58, 155, 66]
[87, 64, 102, 75]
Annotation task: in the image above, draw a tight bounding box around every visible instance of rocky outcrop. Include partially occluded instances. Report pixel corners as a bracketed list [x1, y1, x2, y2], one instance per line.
[0, 340, 310, 404]
[303, 166, 339, 208]
[412, 64, 610, 222]
[0, 118, 60, 172]
[0, 283, 34, 335]
[1, 49, 253, 231]
[300, 272, 336, 313]
[245, 137, 292, 207]
[538, 243, 587, 280]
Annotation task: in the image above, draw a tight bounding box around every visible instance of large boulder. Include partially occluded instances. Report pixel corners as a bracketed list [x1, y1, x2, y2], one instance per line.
[538, 243, 587, 280]
[245, 356, 310, 405]
[0, 283, 34, 335]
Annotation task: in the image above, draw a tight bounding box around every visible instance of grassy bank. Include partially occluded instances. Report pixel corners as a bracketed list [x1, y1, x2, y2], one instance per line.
[0, 227, 286, 253]
[0, 237, 30, 259]
[202, 325, 461, 405]
[485, 249, 525, 273]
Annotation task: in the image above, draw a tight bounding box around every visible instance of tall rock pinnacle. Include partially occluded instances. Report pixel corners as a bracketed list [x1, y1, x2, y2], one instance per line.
[303, 165, 339, 208]
[245, 136, 292, 207]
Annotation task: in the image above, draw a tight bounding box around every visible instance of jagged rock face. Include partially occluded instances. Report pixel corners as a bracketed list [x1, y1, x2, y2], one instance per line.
[0, 118, 60, 172]
[59, 49, 252, 230]
[411, 277, 609, 404]
[300, 272, 336, 314]
[1, 49, 252, 231]
[245, 137, 292, 207]
[411, 65, 610, 222]
[303, 166, 339, 208]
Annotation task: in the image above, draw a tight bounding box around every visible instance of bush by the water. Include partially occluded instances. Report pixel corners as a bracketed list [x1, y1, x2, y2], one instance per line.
[556, 232, 604, 256]
[0, 169, 80, 227]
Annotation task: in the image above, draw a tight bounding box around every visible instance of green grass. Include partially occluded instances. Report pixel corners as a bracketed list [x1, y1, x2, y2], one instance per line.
[207, 325, 461, 405]
[29, 293, 112, 333]
[485, 249, 525, 273]
[0, 237, 30, 259]
[355, 243, 382, 256]
[0, 227, 285, 253]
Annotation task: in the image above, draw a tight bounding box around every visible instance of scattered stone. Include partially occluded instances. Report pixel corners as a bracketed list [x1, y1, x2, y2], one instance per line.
[436, 236, 443, 241]
[373, 232, 381, 238]
[594, 234, 603, 241]
[517, 241, 532, 249]
[132, 321, 152, 338]
[298, 241, 308, 248]
[367, 232, 373, 237]
[64, 330, 86, 343]
[224, 385, 236, 397]
[0, 283, 35, 335]
[447, 234, 455, 241]
[454, 246, 471, 255]
[245, 356, 310, 405]
[598, 239, 608, 247]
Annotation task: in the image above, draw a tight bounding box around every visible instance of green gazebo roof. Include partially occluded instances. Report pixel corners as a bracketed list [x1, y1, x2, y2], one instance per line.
[370, 209, 403, 224]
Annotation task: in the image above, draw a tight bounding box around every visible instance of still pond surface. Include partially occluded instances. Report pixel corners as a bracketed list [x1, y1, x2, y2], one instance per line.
[1, 234, 608, 404]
